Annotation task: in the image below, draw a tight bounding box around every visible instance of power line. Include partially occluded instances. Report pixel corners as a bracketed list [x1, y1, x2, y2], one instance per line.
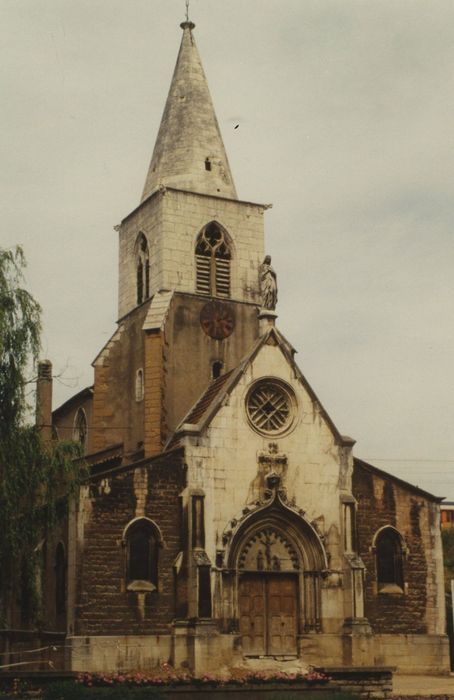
[363, 457, 454, 463]
[40, 423, 132, 430]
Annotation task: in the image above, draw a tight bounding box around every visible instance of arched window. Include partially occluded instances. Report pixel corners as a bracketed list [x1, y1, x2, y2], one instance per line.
[135, 368, 144, 402]
[73, 408, 87, 450]
[195, 222, 231, 298]
[55, 542, 66, 615]
[375, 527, 405, 593]
[125, 518, 160, 588]
[136, 233, 150, 305]
[212, 361, 223, 380]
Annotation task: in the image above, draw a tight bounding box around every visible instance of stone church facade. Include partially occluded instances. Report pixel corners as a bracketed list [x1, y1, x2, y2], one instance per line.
[23, 20, 449, 674]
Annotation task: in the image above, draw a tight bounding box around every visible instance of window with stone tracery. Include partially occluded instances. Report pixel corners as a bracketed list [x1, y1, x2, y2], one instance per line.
[246, 379, 296, 436]
[73, 408, 87, 451]
[136, 233, 150, 305]
[195, 222, 231, 297]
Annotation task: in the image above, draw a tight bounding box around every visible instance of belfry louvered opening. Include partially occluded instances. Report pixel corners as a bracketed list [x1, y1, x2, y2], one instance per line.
[195, 222, 231, 297]
[136, 233, 150, 306]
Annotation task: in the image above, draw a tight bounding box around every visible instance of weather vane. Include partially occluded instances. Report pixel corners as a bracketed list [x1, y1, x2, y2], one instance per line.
[185, 0, 190, 22]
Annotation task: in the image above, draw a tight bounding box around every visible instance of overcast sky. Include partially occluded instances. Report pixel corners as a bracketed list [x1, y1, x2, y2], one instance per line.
[2, 0, 454, 498]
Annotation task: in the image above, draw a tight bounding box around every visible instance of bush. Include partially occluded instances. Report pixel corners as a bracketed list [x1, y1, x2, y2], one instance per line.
[43, 683, 163, 700]
[269, 694, 359, 700]
[42, 683, 84, 700]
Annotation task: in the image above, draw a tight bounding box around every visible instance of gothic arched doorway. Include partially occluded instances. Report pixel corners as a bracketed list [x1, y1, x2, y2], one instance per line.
[238, 527, 299, 655]
[221, 486, 328, 657]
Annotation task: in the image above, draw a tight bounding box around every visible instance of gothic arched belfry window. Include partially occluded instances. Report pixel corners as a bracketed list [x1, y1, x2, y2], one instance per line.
[136, 233, 150, 305]
[195, 222, 231, 297]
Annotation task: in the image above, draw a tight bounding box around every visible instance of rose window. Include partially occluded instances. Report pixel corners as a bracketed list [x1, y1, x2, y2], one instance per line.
[246, 380, 296, 435]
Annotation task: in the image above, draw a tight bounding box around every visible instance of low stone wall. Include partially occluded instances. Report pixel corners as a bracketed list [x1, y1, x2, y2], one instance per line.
[373, 635, 450, 674]
[298, 632, 450, 674]
[66, 635, 172, 672]
[3, 629, 445, 676]
[318, 667, 394, 699]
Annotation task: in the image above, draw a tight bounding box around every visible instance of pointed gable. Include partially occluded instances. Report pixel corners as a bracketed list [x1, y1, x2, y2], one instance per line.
[167, 327, 353, 449]
[141, 22, 237, 202]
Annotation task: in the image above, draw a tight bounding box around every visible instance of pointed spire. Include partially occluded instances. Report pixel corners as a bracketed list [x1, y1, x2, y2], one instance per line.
[141, 21, 237, 202]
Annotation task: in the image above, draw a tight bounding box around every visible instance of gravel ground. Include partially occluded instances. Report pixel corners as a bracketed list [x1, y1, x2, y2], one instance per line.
[393, 674, 454, 696]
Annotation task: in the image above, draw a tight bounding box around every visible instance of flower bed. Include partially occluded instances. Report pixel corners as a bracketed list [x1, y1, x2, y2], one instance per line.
[1, 666, 394, 700]
[75, 667, 330, 689]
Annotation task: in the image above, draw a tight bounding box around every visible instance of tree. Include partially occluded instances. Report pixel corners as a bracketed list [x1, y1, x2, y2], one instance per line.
[0, 246, 83, 626]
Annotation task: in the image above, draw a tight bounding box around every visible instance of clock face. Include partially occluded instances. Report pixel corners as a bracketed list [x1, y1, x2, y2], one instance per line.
[200, 301, 235, 340]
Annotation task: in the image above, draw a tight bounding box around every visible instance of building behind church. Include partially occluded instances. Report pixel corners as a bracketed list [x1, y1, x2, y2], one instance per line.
[2, 18, 449, 675]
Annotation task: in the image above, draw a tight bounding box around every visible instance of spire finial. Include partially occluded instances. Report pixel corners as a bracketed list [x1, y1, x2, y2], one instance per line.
[142, 5, 237, 202]
[180, 0, 195, 30]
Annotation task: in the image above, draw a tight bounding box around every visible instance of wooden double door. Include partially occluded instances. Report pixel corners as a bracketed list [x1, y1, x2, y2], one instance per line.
[239, 573, 298, 656]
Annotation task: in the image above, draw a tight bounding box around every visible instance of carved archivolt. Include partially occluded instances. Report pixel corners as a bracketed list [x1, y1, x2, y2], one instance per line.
[238, 527, 299, 572]
[222, 478, 328, 572]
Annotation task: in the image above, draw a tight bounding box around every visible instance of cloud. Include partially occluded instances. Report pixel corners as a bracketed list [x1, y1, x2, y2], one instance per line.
[2, 0, 453, 495]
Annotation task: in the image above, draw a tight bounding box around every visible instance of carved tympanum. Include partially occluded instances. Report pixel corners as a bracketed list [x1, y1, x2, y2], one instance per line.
[238, 528, 299, 572]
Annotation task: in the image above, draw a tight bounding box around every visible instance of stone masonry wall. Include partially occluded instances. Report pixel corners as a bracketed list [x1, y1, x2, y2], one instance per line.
[75, 456, 186, 635]
[353, 461, 443, 634]
[92, 304, 150, 453]
[163, 293, 260, 435]
[118, 188, 266, 319]
[183, 341, 353, 634]
[144, 331, 165, 455]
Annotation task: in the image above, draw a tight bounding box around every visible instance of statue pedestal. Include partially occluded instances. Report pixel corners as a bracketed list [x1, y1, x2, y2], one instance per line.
[258, 308, 278, 335]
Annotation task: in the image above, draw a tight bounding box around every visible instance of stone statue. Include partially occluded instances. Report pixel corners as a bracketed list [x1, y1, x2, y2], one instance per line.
[259, 255, 277, 310]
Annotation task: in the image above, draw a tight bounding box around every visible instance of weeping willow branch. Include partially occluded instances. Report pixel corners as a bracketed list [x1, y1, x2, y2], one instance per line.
[0, 246, 85, 626]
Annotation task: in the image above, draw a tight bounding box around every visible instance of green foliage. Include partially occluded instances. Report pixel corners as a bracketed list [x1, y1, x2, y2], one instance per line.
[0, 247, 41, 429]
[42, 683, 163, 700]
[0, 246, 85, 626]
[442, 528, 454, 592]
[41, 684, 354, 700]
[269, 695, 358, 700]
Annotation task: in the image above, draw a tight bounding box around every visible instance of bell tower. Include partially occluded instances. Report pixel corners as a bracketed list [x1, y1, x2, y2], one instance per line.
[117, 20, 268, 321]
[90, 19, 272, 456]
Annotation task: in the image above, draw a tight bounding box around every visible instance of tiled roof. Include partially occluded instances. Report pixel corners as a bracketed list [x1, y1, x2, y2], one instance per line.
[185, 369, 235, 425]
[52, 385, 94, 416]
[166, 326, 353, 452]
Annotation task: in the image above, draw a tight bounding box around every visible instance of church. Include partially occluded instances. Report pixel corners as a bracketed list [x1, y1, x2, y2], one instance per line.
[27, 18, 448, 674]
